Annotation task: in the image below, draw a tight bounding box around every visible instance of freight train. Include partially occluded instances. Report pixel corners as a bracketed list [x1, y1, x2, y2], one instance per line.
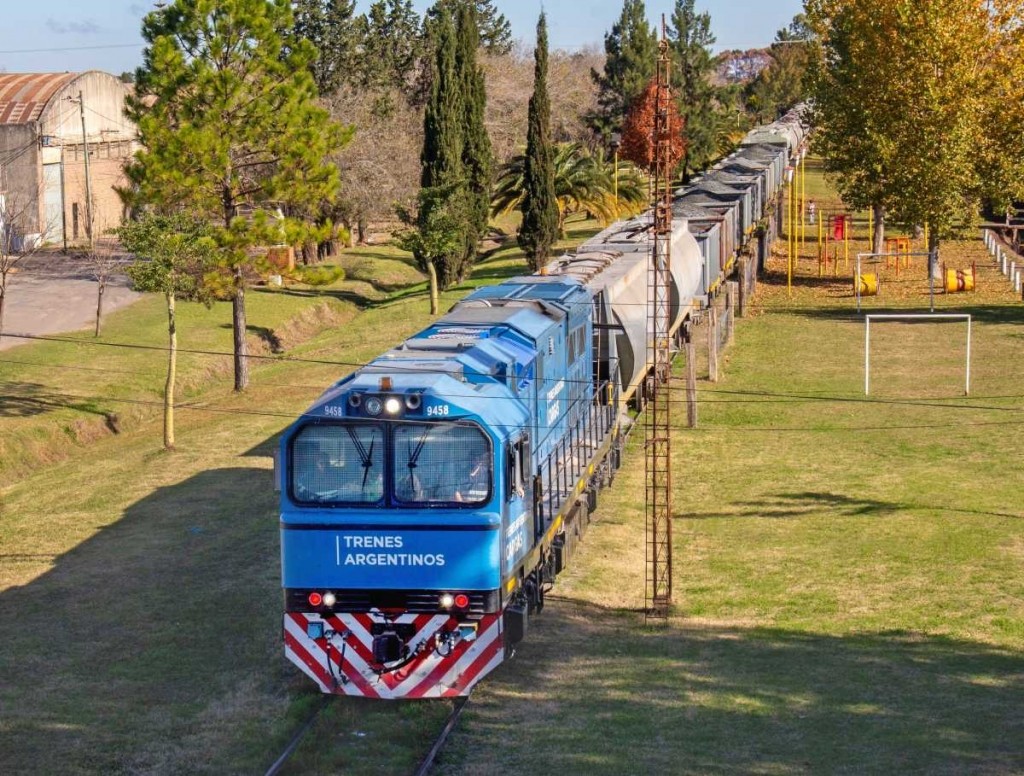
[277, 109, 808, 699]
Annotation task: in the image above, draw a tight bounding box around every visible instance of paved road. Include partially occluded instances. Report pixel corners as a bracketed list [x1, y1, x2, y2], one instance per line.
[0, 252, 143, 351]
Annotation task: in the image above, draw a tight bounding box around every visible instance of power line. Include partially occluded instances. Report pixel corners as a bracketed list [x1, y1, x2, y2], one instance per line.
[3, 380, 1023, 436]
[4, 331, 1023, 408]
[0, 43, 143, 55]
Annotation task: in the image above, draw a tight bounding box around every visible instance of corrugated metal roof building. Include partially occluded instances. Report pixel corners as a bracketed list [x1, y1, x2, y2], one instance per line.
[0, 71, 137, 247]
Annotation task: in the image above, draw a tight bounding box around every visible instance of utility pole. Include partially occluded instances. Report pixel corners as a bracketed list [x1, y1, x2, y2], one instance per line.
[68, 91, 94, 250]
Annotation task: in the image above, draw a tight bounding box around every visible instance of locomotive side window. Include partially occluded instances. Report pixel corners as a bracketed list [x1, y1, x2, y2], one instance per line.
[393, 423, 491, 506]
[505, 436, 528, 501]
[291, 424, 384, 504]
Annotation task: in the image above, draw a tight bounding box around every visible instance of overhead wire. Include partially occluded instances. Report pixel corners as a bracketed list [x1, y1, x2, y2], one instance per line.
[2, 384, 1022, 435]
[3, 332, 1023, 411]
[0, 43, 143, 55]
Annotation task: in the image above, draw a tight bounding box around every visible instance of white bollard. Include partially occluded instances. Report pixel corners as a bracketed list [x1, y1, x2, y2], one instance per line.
[1011, 261, 1017, 282]
[1016, 270, 1022, 294]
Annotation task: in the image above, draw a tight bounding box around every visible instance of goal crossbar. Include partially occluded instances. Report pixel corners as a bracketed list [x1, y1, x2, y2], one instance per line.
[864, 314, 972, 396]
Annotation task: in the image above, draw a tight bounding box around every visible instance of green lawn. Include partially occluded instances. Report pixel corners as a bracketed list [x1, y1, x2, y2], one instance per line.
[0, 220, 602, 775]
[437, 197, 1024, 773]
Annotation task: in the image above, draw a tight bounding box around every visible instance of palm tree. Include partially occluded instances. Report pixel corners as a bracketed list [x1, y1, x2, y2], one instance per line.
[493, 143, 647, 236]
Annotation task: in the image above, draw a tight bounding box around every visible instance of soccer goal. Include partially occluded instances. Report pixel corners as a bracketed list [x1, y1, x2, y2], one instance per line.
[864, 314, 972, 395]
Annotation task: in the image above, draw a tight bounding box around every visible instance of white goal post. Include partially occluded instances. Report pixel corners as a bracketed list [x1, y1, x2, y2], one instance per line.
[864, 314, 972, 396]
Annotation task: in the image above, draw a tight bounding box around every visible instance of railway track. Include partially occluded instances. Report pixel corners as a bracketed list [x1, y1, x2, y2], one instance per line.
[263, 694, 468, 776]
[412, 696, 469, 776]
[263, 696, 334, 776]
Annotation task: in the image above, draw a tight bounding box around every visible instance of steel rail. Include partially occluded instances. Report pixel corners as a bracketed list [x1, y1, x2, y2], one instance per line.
[412, 696, 470, 776]
[264, 696, 335, 776]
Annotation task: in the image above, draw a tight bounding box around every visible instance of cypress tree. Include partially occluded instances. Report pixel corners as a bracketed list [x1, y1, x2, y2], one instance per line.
[518, 12, 559, 269]
[457, 1, 492, 279]
[127, 0, 347, 391]
[424, 0, 513, 55]
[417, 8, 467, 291]
[421, 10, 463, 191]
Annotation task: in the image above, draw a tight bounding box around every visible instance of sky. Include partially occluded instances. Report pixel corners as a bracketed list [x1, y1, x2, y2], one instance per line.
[0, 0, 805, 76]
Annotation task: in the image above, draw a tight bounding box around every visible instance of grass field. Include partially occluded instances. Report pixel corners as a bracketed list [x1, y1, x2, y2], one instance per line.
[436, 187, 1024, 774]
[0, 221, 600, 774]
[2, 170, 1023, 774]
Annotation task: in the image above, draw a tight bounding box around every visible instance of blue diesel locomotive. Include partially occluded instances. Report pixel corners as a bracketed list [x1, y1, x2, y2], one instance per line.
[278, 110, 807, 699]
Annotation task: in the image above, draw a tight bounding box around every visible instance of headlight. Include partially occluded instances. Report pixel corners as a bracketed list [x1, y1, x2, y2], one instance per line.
[439, 593, 454, 609]
[364, 396, 383, 416]
[322, 592, 337, 607]
[384, 397, 402, 415]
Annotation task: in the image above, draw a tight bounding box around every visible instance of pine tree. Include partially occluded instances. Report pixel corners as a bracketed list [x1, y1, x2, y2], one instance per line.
[127, 0, 349, 391]
[745, 15, 813, 123]
[416, 8, 468, 297]
[359, 0, 425, 98]
[292, 0, 360, 95]
[590, 0, 657, 139]
[456, 1, 492, 271]
[668, 0, 718, 181]
[518, 13, 559, 269]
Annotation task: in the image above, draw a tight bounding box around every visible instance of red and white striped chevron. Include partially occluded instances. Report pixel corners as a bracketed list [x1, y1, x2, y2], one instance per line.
[284, 612, 504, 699]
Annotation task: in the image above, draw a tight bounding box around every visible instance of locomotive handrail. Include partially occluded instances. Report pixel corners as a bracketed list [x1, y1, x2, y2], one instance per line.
[532, 378, 618, 539]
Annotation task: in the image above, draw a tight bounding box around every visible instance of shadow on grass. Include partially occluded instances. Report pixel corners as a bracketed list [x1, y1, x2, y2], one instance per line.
[0, 381, 119, 429]
[253, 285, 394, 310]
[681, 490, 1023, 522]
[441, 598, 1024, 775]
[0, 466, 291, 775]
[218, 323, 285, 353]
[783, 302, 1024, 326]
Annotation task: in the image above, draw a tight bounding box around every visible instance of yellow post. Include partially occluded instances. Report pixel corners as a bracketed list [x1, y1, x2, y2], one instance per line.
[844, 215, 850, 270]
[800, 153, 806, 255]
[787, 177, 793, 296]
[818, 211, 824, 277]
[824, 214, 830, 276]
[868, 207, 874, 252]
[923, 221, 929, 252]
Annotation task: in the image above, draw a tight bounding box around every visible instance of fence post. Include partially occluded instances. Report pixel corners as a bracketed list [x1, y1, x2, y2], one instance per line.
[685, 335, 698, 428]
[726, 281, 738, 345]
[737, 257, 748, 318]
[708, 304, 719, 383]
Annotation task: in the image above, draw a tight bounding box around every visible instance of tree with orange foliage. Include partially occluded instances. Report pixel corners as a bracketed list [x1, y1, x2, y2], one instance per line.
[618, 78, 686, 173]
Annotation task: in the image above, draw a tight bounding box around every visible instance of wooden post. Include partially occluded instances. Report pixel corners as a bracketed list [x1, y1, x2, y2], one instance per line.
[685, 336, 698, 428]
[726, 281, 738, 344]
[708, 305, 719, 383]
[737, 257, 748, 318]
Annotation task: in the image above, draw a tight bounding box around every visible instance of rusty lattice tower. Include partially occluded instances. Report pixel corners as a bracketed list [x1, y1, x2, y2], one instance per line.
[645, 27, 673, 621]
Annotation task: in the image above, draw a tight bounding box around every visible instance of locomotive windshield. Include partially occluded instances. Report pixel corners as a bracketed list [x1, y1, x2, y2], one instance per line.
[393, 423, 491, 506]
[289, 421, 491, 507]
[291, 424, 385, 504]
